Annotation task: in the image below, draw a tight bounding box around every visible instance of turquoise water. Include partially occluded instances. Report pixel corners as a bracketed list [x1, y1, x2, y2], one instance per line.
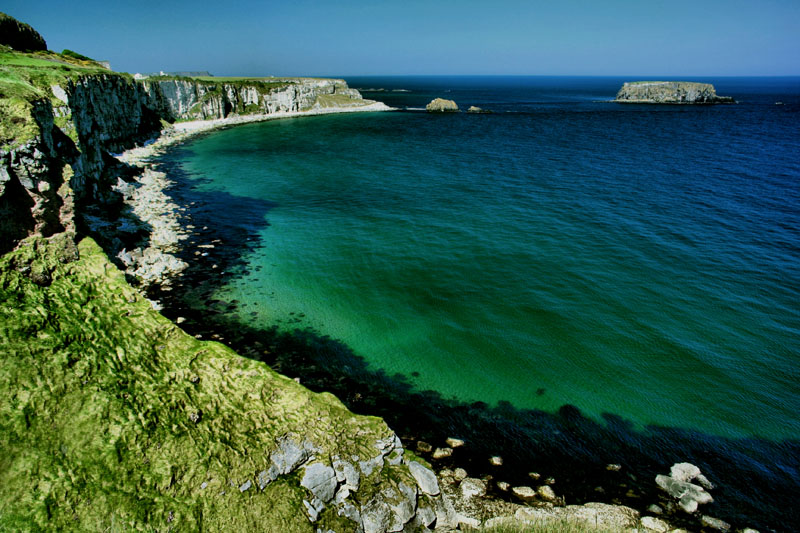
[160, 77, 799, 527]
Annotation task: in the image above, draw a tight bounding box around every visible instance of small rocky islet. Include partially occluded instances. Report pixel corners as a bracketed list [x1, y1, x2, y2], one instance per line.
[614, 81, 735, 104]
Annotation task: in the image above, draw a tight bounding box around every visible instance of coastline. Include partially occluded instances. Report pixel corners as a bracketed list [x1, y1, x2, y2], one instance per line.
[122, 100, 394, 162]
[116, 105, 756, 532]
[110, 101, 394, 292]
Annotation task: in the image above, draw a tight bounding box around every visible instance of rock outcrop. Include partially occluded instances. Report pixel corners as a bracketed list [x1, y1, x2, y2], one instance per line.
[426, 98, 459, 112]
[149, 77, 365, 121]
[467, 106, 491, 113]
[655, 462, 715, 513]
[614, 81, 735, 104]
[0, 11, 47, 51]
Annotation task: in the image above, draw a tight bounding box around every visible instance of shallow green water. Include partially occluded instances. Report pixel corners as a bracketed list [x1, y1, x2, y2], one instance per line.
[166, 77, 799, 446]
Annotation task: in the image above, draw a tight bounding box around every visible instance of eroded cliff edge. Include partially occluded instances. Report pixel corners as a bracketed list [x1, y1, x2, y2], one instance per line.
[1, 60, 383, 256]
[614, 81, 735, 104]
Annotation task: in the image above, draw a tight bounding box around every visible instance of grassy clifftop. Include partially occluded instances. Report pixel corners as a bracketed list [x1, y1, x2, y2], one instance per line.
[0, 47, 112, 149]
[0, 235, 405, 531]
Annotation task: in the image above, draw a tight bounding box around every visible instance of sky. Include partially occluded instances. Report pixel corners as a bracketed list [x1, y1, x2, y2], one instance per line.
[4, 0, 799, 76]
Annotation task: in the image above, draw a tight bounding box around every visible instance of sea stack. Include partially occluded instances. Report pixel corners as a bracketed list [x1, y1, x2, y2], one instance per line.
[614, 81, 735, 104]
[426, 98, 459, 112]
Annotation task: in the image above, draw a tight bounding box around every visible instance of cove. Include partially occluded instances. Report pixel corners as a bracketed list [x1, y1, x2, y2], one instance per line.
[153, 77, 800, 531]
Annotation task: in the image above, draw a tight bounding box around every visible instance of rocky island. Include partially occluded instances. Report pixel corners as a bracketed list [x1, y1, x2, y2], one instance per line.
[614, 81, 735, 104]
[426, 98, 459, 112]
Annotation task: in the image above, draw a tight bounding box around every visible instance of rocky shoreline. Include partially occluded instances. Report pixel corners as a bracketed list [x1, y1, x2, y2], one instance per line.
[116, 109, 765, 532]
[103, 102, 393, 293]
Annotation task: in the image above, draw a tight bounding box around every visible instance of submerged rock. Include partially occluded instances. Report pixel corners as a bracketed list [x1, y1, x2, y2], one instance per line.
[467, 105, 491, 113]
[426, 98, 459, 112]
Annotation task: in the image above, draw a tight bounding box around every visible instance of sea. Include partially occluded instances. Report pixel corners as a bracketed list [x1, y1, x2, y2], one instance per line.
[153, 76, 800, 531]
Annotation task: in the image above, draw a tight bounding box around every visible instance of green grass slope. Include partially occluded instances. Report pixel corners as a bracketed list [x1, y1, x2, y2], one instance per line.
[0, 234, 396, 531]
[0, 47, 112, 149]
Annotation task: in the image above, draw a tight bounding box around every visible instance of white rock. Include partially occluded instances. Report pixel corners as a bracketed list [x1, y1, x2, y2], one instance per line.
[640, 515, 670, 532]
[432, 447, 453, 460]
[700, 515, 731, 531]
[446, 437, 465, 448]
[537, 485, 557, 502]
[512, 486, 537, 501]
[361, 499, 390, 533]
[407, 461, 440, 496]
[670, 463, 701, 483]
[301, 463, 338, 503]
[460, 478, 487, 499]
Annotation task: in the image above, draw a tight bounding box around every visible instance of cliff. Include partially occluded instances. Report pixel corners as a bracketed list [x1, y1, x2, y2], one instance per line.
[0, 48, 378, 255]
[149, 77, 365, 120]
[614, 81, 735, 104]
[0, 37, 451, 532]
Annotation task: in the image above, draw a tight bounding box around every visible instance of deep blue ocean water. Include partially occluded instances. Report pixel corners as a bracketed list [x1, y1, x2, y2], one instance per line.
[158, 77, 800, 529]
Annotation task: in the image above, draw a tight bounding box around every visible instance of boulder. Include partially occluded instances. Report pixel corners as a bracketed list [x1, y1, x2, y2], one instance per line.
[641, 515, 671, 532]
[701, 515, 731, 531]
[446, 437, 465, 448]
[467, 106, 491, 113]
[512, 486, 537, 501]
[407, 460, 440, 496]
[656, 473, 713, 513]
[432, 447, 452, 460]
[416, 441, 432, 453]
[537, 485, 557, 502]
[301, 463, 338, 503]
[460, 478, 487, 499]
[670, 462, 701, 482]
[426, 98, 459, 112]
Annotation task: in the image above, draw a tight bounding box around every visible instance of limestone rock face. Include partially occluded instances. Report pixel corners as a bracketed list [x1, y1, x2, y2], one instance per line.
[614, 81, 735, 104]
[148, 77, 365, 121]
[0, 12, 47, 51]
[407, 460, 440, 496]
[426, 98, 459, 112]
[0, 73, 377, 257]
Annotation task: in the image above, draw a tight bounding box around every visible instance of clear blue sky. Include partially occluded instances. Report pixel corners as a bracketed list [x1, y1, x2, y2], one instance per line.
[4, 0, 799, 76]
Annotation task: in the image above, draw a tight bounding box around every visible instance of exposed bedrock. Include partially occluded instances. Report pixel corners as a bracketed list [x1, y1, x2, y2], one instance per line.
[614, 81, 735, 104]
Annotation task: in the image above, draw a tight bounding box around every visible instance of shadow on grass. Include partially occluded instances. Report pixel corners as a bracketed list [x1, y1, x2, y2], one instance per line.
[148, 150, 798, 533]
